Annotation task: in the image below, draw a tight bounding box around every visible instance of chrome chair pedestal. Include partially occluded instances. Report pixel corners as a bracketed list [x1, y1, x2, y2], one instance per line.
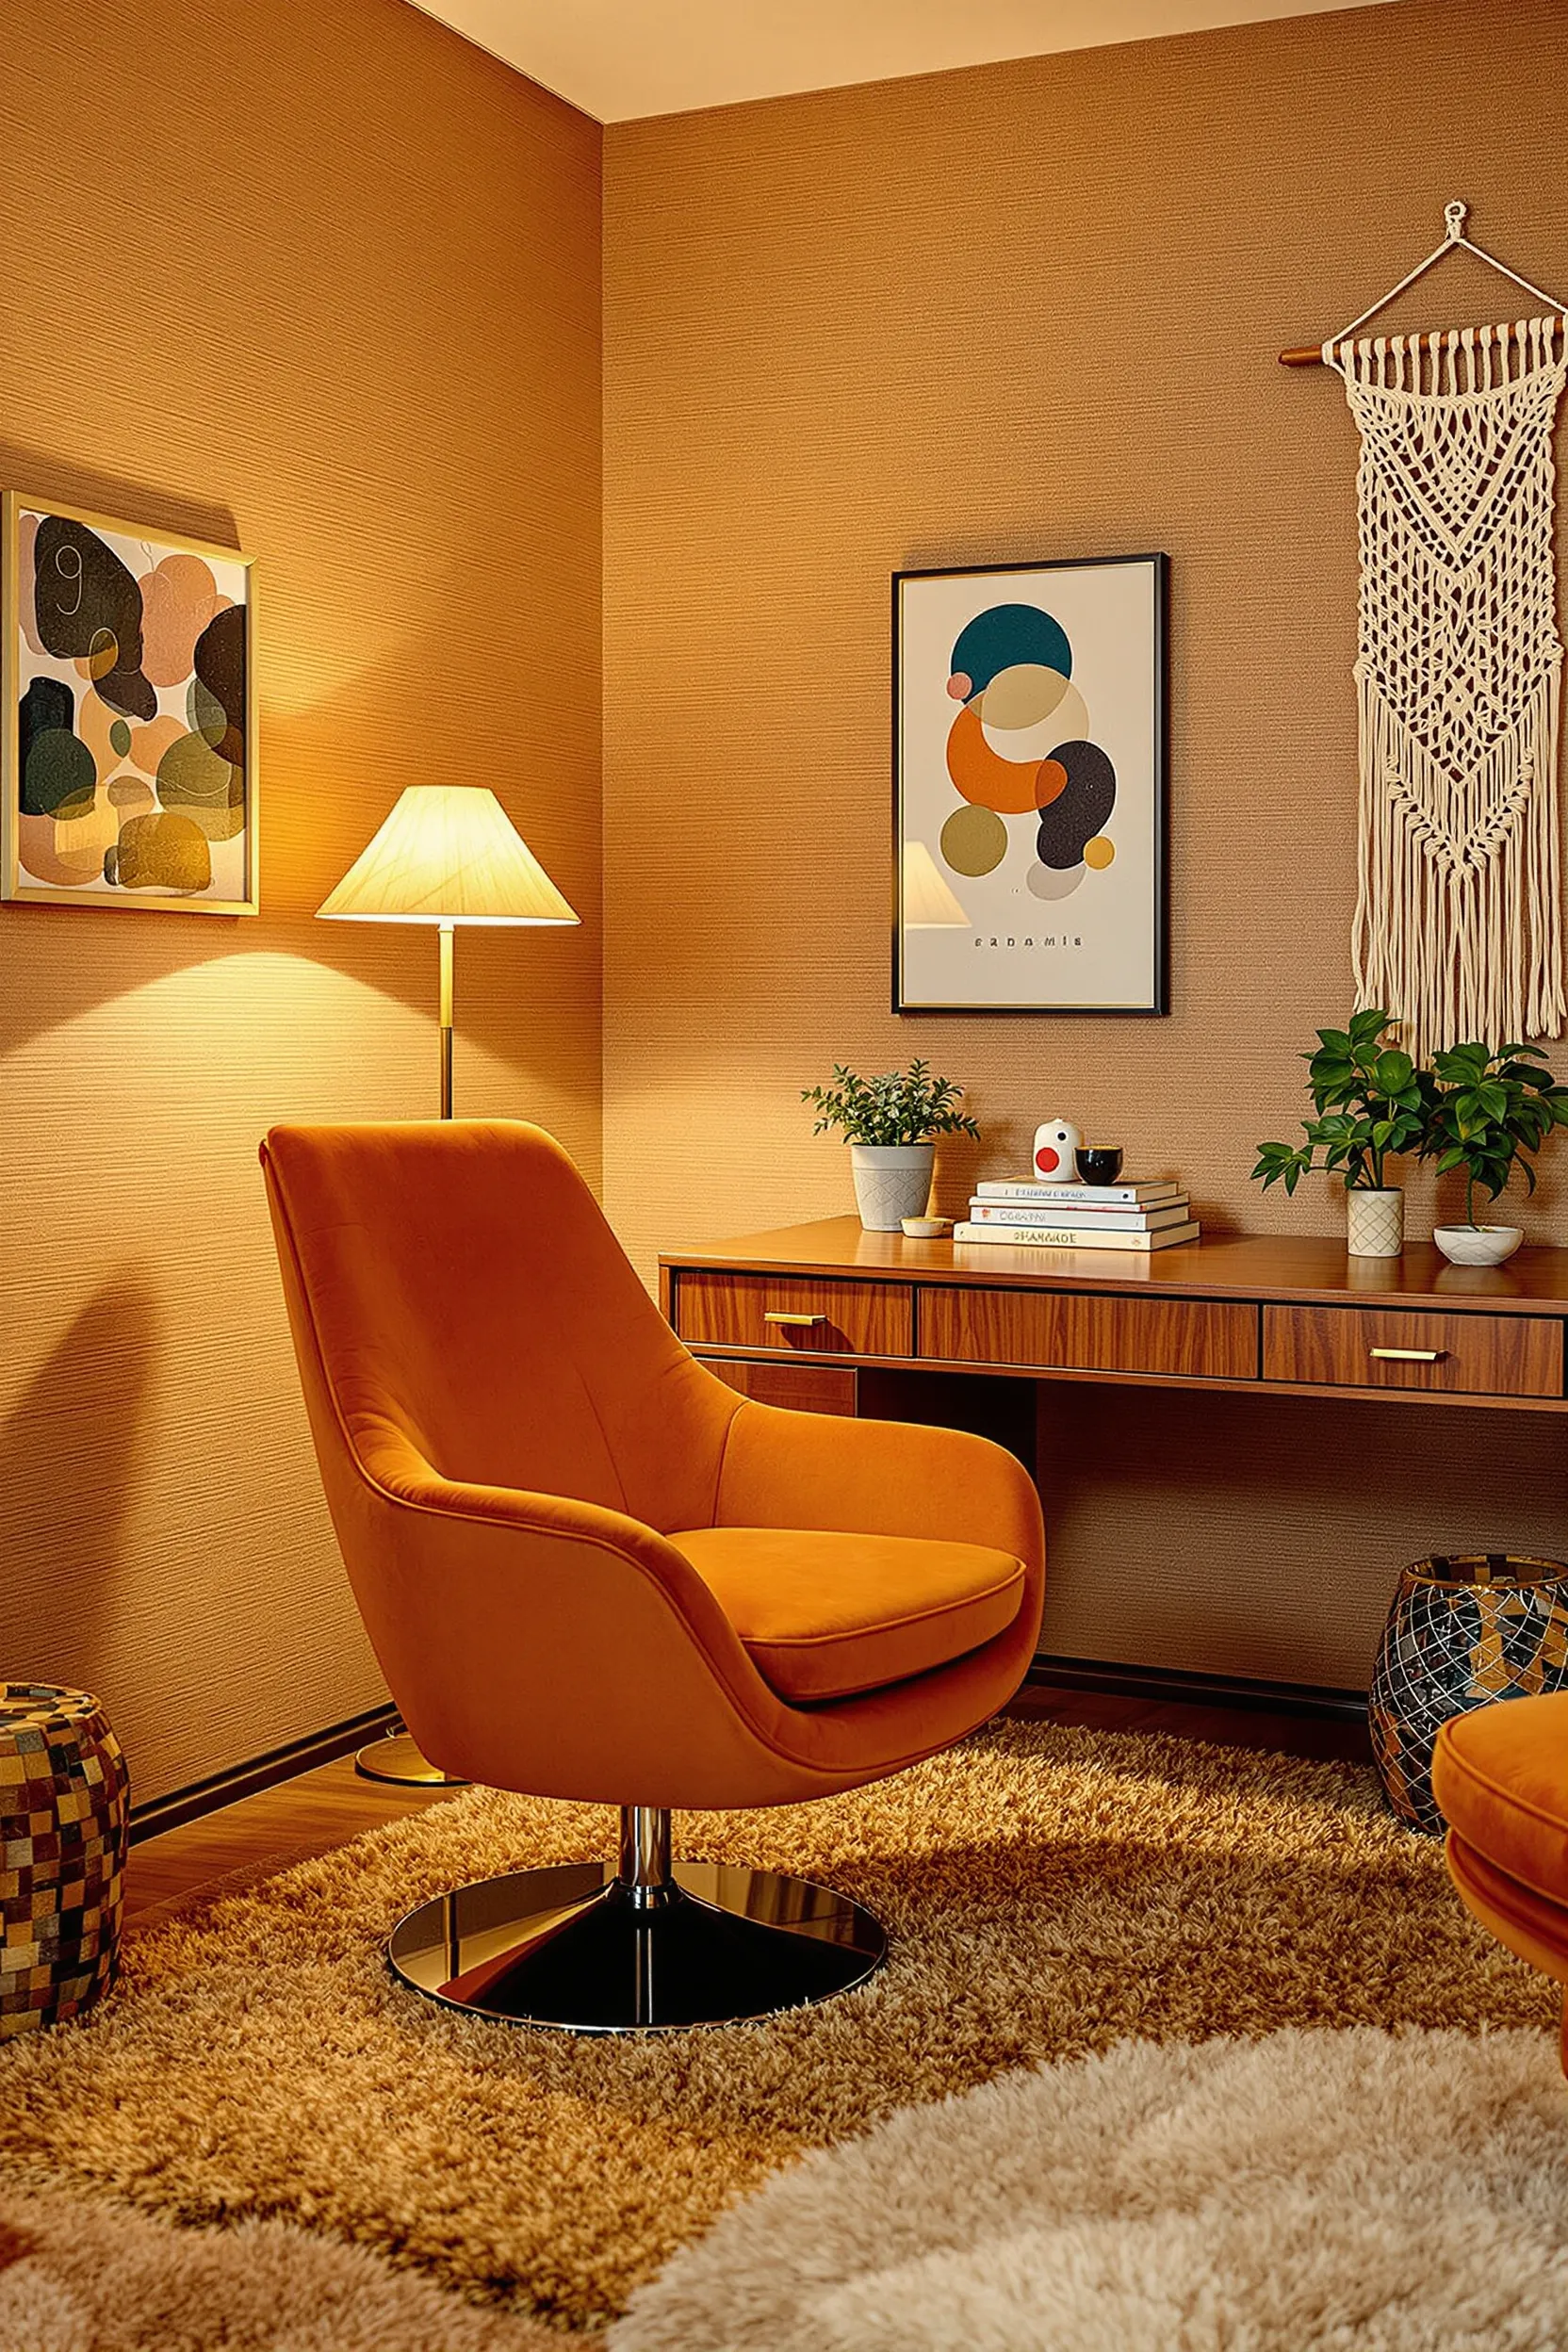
[387, 1805, 887, 2032]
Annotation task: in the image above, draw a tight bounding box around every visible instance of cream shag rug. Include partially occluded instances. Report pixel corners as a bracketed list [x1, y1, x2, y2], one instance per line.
[0, 2190, 551, 2351]
[611, 2027, 1568, 2352]
[0, 1723, 1556, 2331]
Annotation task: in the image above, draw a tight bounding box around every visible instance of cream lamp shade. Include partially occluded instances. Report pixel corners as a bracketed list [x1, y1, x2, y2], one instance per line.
[902, 840, 970, 928]
[317, 786, 579, 926]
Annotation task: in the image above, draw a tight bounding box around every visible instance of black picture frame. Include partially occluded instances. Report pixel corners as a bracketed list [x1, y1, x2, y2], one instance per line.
[892, 553, 1168, 1016]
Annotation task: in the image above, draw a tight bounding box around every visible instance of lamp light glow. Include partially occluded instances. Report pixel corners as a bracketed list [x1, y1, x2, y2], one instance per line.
[902, 840, 971, 928]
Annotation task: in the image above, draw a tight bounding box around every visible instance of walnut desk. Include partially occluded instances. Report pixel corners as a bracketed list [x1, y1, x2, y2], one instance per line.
[658, 1221, 1568, 1710]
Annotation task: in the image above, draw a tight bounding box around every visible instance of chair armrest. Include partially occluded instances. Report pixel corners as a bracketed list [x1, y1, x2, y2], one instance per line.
[713, 1399, 1045, 1580]
[331, 1420, 818, 1792]
[368, 1438, 673, 1552]
[357, 1419, 756, 1651]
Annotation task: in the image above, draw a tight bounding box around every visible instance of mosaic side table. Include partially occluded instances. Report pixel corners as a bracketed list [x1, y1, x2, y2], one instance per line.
[1, 1685, 128, 2040]
[1369, 1556, 1568, 1835]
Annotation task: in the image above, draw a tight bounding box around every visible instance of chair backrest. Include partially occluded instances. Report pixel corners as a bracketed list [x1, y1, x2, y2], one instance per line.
[261, 1120, 733, 1534]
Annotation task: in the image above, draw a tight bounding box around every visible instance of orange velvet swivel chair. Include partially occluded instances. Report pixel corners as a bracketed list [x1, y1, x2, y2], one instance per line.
[261, 1120, 1045, 2033]
[1432, 1692, 1568, 2074]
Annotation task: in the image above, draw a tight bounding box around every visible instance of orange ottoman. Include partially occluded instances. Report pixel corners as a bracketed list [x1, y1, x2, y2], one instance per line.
[1431, 1691, 1568, 2073]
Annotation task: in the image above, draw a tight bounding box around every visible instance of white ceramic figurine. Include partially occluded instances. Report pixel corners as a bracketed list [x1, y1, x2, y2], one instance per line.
[1032, 1118, 1083, 1182]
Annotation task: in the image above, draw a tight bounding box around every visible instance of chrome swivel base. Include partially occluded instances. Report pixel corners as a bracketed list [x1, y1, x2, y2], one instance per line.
[354, 1729, 468, 1788]
[387, 1805, 888, 2032]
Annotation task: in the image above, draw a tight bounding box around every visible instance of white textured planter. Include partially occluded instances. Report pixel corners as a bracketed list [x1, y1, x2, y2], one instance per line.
[1347, 1187, 1404, 1259]
[850, 1143, 936, 1233]
[1433, 1224, 1524, 1266]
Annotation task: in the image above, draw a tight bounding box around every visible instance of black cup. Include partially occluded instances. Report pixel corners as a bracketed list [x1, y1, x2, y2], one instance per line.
[1075, 1146, 1123, 1186]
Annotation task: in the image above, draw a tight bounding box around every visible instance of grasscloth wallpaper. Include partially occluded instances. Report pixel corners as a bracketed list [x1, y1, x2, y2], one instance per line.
[8, 0, 1568, 1782]
[1, 0, 601, 1800]
[603, 0, 1568, 1687]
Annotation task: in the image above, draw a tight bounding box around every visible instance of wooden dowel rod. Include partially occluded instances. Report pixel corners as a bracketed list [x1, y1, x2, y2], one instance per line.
[1280, 316, 1565, 368]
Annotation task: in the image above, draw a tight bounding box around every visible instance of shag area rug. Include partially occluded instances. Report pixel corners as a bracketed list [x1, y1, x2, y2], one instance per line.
[612, 2026, 1568, 2351]
[0, 2190, 551, 2351]
[0, 1723, 1556, 2333]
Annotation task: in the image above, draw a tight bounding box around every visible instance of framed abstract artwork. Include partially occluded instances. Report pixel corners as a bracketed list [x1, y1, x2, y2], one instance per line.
[1, 494, 257, 915]
[893, 554, 1168, 1013]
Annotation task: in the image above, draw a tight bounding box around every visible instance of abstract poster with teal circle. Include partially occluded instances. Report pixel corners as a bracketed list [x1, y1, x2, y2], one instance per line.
[895, 558, 1167, 1012]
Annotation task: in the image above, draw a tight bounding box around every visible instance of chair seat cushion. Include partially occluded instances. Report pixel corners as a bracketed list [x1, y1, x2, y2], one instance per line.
[1446, 1831, 1568, 1985]
[1431, 1691, 1568, 1909]
[666, 1526, 1026, 1703]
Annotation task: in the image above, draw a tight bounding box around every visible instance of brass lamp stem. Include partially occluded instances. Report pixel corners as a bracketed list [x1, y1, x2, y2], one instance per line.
[438, 923, 455, 1120]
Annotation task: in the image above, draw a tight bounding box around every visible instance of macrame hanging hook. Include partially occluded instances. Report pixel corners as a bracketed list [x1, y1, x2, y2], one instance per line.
[1324, 200, 1567, 353]
[1278, 201, 1568, 366]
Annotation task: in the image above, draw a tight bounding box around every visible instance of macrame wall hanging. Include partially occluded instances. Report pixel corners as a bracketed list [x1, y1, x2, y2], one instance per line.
[1282, 204, 1568, 1057]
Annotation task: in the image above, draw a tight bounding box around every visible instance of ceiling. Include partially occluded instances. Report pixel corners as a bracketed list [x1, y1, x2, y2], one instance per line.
[412, 0, 1400, 124]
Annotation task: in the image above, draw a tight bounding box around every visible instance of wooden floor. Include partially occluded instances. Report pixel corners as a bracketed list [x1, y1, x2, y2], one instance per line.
[125, 1748, 461, 1929]
[123, 1690, 1371, 1930]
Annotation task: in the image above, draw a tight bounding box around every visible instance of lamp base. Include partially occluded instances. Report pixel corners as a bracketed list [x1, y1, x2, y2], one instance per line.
[387, 1858, 888, 2032]
[354, 1731, 468, 1788]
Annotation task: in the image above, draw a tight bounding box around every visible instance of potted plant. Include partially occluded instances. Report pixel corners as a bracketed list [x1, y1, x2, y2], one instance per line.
[1251, 1007, 1431, 1257]
[1421, 1039, 1568, 1265]
[802, 1059, 980, 1231]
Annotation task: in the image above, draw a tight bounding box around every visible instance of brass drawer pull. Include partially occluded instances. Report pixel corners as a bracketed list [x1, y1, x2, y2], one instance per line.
[1369, 1346, 1445, 1363]
[764, 1312, 826, 1328]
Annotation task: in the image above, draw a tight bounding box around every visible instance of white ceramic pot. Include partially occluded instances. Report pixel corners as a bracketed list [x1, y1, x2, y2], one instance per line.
[1347, 1187, 1405, 1259]
[1432, 1224, 1524, 1266]
[850, 1143, 936, 1233]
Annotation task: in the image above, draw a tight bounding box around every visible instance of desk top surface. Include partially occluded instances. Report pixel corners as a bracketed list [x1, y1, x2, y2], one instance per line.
[660, 1218, 1568, 1315]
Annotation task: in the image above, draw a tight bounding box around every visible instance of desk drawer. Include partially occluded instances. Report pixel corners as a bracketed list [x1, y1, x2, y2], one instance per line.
[695, 1356, 858, 1414]
[919, 1287, 1257, 1380]
[674, 1272, 912, 1358]
[1264, 1306, 1563, 1399]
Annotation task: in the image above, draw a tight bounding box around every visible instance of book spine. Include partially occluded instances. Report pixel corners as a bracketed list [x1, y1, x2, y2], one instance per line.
[952, 1221, 1200, 1252]
[973, 1182, 1179, 1206]
[967, 1201, 1187, 1230]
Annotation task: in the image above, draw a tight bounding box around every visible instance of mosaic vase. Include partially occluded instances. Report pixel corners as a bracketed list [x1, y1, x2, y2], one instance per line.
[1369, 1556, 1568, 1834]
[0, 1684, 128, 2039]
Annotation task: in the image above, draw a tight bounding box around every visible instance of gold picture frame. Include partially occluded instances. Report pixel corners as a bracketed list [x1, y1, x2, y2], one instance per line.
[2, 492, 258, 915]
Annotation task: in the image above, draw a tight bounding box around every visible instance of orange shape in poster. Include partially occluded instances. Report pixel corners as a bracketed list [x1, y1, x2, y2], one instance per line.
[944, 703, 1041, 814]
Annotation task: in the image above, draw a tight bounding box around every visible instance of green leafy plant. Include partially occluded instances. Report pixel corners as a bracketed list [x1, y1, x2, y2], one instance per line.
[802, 1059, 981, 1147]
[1421, 1040, 1568, 1228]
[1251, 1007, 1432, 1196]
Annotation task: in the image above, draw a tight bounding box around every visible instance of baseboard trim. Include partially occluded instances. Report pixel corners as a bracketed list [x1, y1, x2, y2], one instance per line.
[129, 1705, 400, 1844]
[1027, 1653, 1367, 1723]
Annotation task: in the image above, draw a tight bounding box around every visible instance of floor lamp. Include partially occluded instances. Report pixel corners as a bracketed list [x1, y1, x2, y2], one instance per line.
[318, 784, 580, 1784]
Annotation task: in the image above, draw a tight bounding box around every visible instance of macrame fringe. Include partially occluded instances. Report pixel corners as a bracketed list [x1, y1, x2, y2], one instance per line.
[1352, 671, 1563, 1054]
[1333, 316, 1568, 1058]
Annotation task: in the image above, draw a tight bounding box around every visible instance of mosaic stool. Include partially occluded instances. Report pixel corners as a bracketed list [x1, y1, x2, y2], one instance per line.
[1, 1685, 128, 2040]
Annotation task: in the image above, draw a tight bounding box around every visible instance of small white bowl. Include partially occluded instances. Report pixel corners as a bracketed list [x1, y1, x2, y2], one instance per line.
[901, 1216, 951, 1239]
[1432, 1225, 1523, 1266]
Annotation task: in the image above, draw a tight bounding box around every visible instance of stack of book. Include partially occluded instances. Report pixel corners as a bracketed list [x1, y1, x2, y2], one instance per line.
[953, 1176, 1200, 1252]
